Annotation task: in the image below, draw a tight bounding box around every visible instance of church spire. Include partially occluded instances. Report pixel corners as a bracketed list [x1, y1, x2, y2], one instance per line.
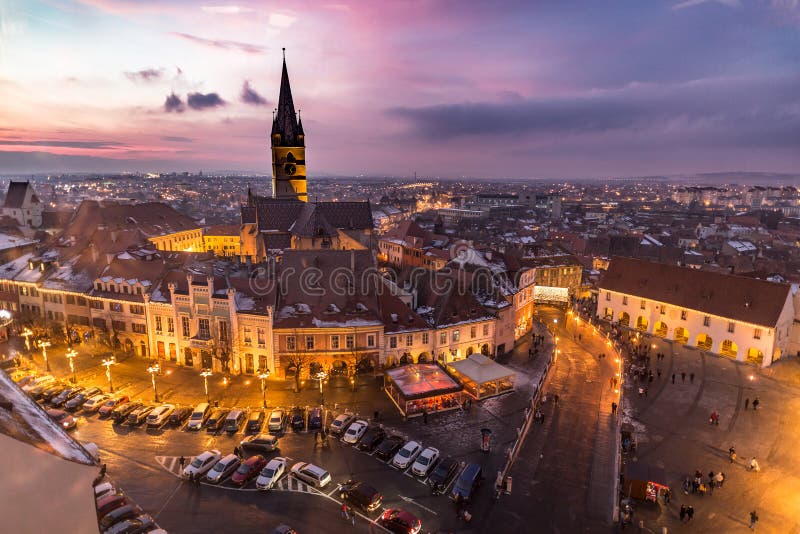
[271, 48, 302, 147]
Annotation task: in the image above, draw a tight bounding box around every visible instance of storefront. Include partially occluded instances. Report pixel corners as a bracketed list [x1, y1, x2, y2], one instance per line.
[623, 463, 670, 503]
[383, 364, 463, 418]
[447, 354, 516, 400]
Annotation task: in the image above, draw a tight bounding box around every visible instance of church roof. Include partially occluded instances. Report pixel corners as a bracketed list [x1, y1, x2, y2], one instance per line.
[317, 201, 373, 230]
[290, 203, 337, 238]
[271, 51, 302, 147]
[4, 181, 39, 209]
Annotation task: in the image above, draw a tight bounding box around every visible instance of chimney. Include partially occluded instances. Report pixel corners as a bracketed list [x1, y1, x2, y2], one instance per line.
[90, 243, 99, 264]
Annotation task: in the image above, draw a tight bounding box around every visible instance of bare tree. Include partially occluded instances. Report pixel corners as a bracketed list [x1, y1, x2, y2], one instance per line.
[284, 329, 311, 393]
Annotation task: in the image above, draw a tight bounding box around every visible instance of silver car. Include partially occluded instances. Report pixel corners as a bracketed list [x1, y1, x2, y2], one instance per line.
[205, 454, 241, 484]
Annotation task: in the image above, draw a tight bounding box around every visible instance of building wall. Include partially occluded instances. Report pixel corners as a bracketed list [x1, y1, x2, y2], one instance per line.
[533, 264, 582, 297]
[204, 234, 241, 257]
[273, 325, 382, 378]
[514, 268, 535, 339]
[148, 229, 203, 253]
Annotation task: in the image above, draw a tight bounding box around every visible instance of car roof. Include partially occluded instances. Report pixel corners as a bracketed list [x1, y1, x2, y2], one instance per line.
[402, 441, 420, 448]
[219, 453, 238, 463]
[248, 411, 263, 419]
[198, 450, 220, 459]
[265, 457, 285, 468]
[254, 433, 277, 440]
[301, 464, 327, 476]
[461, 463, 482, 477]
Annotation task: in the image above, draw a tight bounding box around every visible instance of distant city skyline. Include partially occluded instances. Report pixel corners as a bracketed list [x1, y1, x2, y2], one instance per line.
[0, 0, 798, 178]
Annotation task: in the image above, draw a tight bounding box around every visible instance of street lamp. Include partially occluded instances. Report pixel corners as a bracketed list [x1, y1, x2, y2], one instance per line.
[101, 356, 116, 393]
[201, 370, 212, 403]
[65, 348, 78, 384]
[147, 362, 160, 402]
[39, 340, 52, 372]
[22, 328, 33, 351]
[313, 371, 327, 402]
[258, 369, 271, 409]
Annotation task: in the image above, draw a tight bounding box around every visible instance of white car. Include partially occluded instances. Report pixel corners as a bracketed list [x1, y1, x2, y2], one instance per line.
[392, 441, 422, 469]
[82, 394, 111, 413]
[290, 461, 332, 488]
[182, 449, 222, 478]
[411, 446, 440, 477]
[147, 404, 175, 427]
[267, 409, 286, 432]
[205, 453, 241, 484]
[329, 413, 354, 435]
[22, 375, 55, 393]
[342, 419, 368, 444]
[256, 456, 287, 490]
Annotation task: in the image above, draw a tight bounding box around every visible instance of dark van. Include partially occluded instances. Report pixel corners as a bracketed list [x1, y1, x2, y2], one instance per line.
[450, 463, 482, 502]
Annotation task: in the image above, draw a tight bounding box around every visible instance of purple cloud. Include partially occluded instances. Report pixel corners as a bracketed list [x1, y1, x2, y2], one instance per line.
[124, 68, 164, 83]
[170, 32, 266, 54]
[240, 80, 268, 106]
[187, 92, 226, 110]
[164, 92, 185, 113]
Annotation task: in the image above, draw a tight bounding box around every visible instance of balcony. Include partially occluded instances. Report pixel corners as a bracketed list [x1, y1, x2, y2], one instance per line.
[189, 336, 213, 349]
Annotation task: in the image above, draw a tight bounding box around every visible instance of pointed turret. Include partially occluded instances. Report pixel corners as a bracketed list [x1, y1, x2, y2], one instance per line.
[271, 48, 302, 148]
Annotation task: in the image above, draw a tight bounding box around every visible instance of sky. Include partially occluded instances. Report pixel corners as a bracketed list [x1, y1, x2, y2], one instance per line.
[0, 0, 798, 179]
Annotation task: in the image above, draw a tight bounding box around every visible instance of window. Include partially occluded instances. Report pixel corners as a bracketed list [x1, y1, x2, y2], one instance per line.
[452, 330, 460, 342]
[605, 291, 611, 301]
[66, 295, 75, 305]
[286, 336, 296, 351]
[660, 305, 666, 315]
[257, 328, 266, 346]
[132, 323, 147, 334]
[681, 310, 687, 321]
[76, 297, 87, 306]
[389, 336, 397, 349]
[346, 335, 355, 349]
[703, 316, 710, 327]
[367, 334, 375, 347]
[167, 317, 174, 334]
[728, 322, 735, 333]
[198, 319, 210, 339]
[244, 327, 252, 345]
[305, 336, 314, 350]
[90, 300, 104, 310]
[111, 302, 123, 312]
[422, 332, 429, 344]
[406, 334, 413, 347]
[219, 321, 228, 342]
[622, 296, 628, 305]
[155, 316, 163, 334]
[640, 300, 646, 310]
[754, 328, 762, 340]
[470, 326, 476, 338]
[483, 324, 489, 336]
[181, 316, 190, 338]
[129, 304, 144, 315]
[331, 335, 340, 349]
[112, 320, 126, 332]
[440, 331, 447, 344]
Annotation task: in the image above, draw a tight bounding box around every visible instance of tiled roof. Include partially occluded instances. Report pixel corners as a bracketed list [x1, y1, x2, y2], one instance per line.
[600, 256, 791, 327]
[253, 198, 305, 232]
[290, 203, 337, 238]
[204, 224, 239, 236]
[3, 181, 38, 209]
[317, 202, 373, 230]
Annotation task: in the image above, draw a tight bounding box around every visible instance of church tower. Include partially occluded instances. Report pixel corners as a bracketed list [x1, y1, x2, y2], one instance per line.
[270, 49, 307, 202]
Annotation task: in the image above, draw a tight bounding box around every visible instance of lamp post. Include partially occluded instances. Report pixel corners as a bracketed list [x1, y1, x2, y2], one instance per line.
[65, 348, 78, 384]
[201, 370, 212, 403]
[101, 356, 116, 393]
[21, 327, 33, 352]
[258, 369, 271, 409]
[147, 362, 160, 402]
[39, 340, 52, 372]
[313, 371, 327, 403]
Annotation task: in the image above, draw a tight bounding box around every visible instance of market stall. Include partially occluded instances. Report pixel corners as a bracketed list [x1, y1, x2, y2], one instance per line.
[383, 363, 463, 418]
[623, 462, 670, 503]
[447, 354, 516, 400]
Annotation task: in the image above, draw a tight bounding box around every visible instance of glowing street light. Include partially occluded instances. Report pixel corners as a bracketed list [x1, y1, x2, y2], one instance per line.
[65, 348, 78, 384]
[201, 370, 212, 403]
[22, 328, 33, 351]
[313, 370, 328, 400]
[101, 356, 116, 393]
[258, 369, 271, 409]
[39, 340, 52, 372]
[147, 362, 160, 402]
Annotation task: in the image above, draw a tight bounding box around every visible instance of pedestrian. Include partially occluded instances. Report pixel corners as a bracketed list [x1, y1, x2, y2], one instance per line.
[687, 506, 694, 522]
[554, 394, 559, 406]
[749, 457, 760, 472]
[611, 402, 617, 415]
[714, 472, 724, 487]
[99, 463, 107, 479]
[663, 488, 671, 503]
[610, 377, 615, 389]
[679, 505, 687, 522]
[681, 372, 686, 383]
[749, 510, 758, 529]
[753, 397, 760, 410]
[423, 410, 428, 424]
[314, 431, 319, 445]
[657, 368, 662, 379]
[179, 456, 186, 469]
[744, 397, 749, 410]
[690, 372, 695, 384]
[729, 445, 737, 463]
[672, 373, 676, 384]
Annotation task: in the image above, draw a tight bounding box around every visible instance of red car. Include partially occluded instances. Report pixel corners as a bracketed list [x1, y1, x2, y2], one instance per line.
[46, 409, 76, 430]
[231, 454, 266, 486]
[98, 395, 129, 417]
[96, 493, 130, 519]
[377, 508, 421, 534]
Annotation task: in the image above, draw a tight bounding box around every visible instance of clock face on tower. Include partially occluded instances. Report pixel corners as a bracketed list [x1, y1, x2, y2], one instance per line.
[284, 163, 297, 176]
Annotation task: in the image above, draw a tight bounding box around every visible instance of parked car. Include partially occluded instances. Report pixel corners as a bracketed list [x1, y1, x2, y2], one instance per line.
[231, 454, 267, 486]
[377, 508, 422, 534]
[375, 435, 405, 461]
[82, 394, 112, 413]
[450, 462, 482, 502]
[428, 456, 459, 493]
[127, 404, 155, 426]
[240, 433, 279, 454]
[14, 373, 37, 388]
[246, 410, 265, 433]
[204, 453, 241, 484]
[99, 503, 143, 531]
[411, 447, 440, 477]
[205, 408, 229, 431]
[329, 413, 354, 436]
[111, 401, 142, 423]
[290, 407, 305, 431]
[392, 441, 422, 469]
[307, 407, 323, 431]
[256, 456, 287, 490]
[146, 404, 175, 427]
[51, 386, 84, 407]
[267, 409, 286, 432]
[356, 426, 386, 452]
[339, 480, 383, 512]
[46, 408, 76, 430]
[94, 482, 115, 500]
[342, 419, 368, 444]
[37, 383, 67, 402]
[98, 396, 129, 418]
[96, 493, 130, 519]
[224, 409, 247, 433]
[28, 378, 60, 398]
[65, 387, 102, 411]
[290, 462, 331, 488]
[105, 514, 154, 534]
[168, 406, 192, 426]
[186, 402, 211, 431]
[22, 375, 55, 393]
[182, 450, 222, 478]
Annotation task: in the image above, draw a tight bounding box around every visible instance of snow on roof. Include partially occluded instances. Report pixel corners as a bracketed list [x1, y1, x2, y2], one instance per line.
[116, 252, 134, 260]
[0, 233, 36, 251]
[235, 293, 256, 311]
[727, 240, 757, 253]
[385, 364, 462, 399]
[311, 317, 382, 328]
[448, 354, 516, 385]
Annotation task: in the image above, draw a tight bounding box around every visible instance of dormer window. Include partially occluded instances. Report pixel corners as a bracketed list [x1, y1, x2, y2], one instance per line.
[95, 282, 101, 291]
[109, 284, 116, 292]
